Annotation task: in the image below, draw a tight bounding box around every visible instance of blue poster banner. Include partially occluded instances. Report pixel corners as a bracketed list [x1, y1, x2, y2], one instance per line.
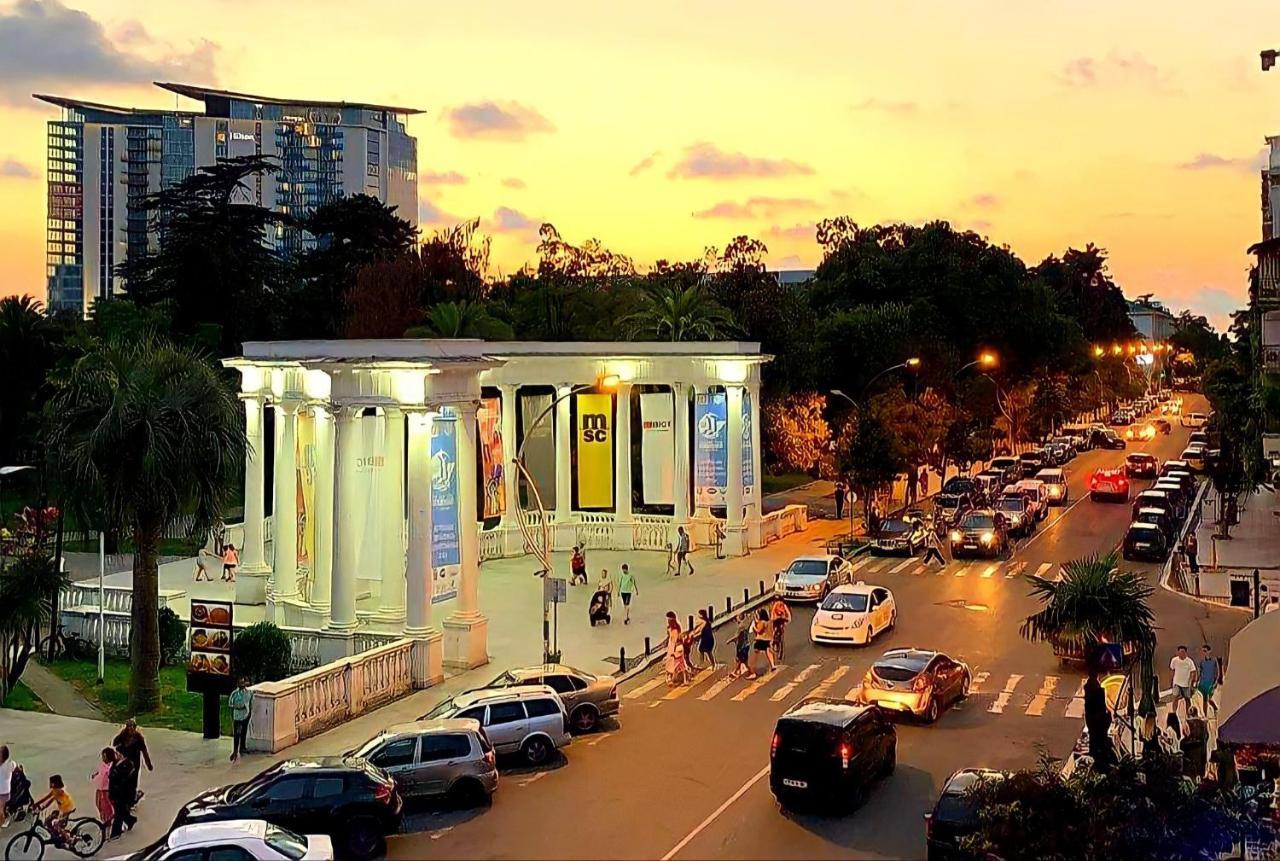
[430, 417, 460, 602]
[694, 392, 728, 507]
[742, 391, 754, 499]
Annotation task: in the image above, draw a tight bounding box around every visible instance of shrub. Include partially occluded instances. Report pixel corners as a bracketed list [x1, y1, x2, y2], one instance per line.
[231, 622, 292, 684]
[158, 607, 186, 667]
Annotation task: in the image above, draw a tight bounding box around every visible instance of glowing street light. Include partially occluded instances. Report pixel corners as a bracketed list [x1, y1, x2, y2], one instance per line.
[1093, 345, 1105, 358]
[956, 351, 999, 377]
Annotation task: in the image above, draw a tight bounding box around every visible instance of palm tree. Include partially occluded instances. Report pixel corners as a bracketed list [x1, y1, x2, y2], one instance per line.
[49, 335, 245, 712]
[0, 552, 67, 704]
[621, 283, 739, 342]
[405, 300, 514, 340]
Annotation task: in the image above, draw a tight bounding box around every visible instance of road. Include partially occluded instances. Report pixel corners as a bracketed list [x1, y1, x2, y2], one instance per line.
[389, 398, 1248, 860]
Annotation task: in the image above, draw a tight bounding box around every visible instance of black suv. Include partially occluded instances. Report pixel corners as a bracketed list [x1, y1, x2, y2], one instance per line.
[925, 768, 1007, 860]
[769, 699, 896, 812]
[173, 757, 403, 859]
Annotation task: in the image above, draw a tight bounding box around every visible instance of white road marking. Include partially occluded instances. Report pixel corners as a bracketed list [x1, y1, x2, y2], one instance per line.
[988, 674, 1024, 714]
[808, 665, 851, 698]
[429, 827, 454, 840]
[954, 564, 969, 577]
[890, 558, 915, 574]
[851, 557, 872, 571]
[1033, 562, 1054, 580]
[911, 565, 927, 576]
[698, 674, 738, 702]
[1065, 680, 1086, 719]
[625, 677, 666, 700]
[769, 663, 821, 701]
[843, 684, 864, 700]
[981, 564, 998, 579]
[517, 772, 548, 787]
[970, 671, 991, 694]
[661, 764, 771, 860]
[1006, 561, 1027, 579]
[663, 668, 715, 700]
[585, 733, 612, 746]
[935, 562, 949, 576]
[1025, 676, 1060, 717]
[731, 666, 786, 701]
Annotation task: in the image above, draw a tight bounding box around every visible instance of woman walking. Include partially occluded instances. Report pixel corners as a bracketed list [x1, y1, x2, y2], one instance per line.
[221, 544, 239, 582]
[569, 546, 588, 585]
[693, 609, 716, 670]
[89, 748, 115, 830]
[664, 615, 686, 687]
[107, 747, 137, 838]
[752, 608, 775, 676]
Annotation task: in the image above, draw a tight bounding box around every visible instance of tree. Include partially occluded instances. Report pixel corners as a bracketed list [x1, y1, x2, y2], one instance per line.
[761, 392, 832, 476]
[49, 335, 245, 711]
[960, 751, 1257, 861]
[835, 411, 905, 531]
[872, 387, 952, 483]
[0, 508, 67, 704]
[405, 300, 514, 340]
[0, 295, 58, 465]
[1203, 358, 1263, 535]
[1033, 245, 1136, 344]
[620, 282, 738, 341]
[1028, 373, 1073, 439]
[939, 413, 995, 474]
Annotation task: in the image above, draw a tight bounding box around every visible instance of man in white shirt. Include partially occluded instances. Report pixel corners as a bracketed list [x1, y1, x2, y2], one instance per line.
[1169, 645, 1196, 719]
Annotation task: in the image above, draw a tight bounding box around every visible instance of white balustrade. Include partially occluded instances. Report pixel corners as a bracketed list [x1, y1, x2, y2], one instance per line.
[574, 512, 615, 549]
[478, 526, 504, 562]
[759, 504, 809, 544]
[632, 514, 672, 551]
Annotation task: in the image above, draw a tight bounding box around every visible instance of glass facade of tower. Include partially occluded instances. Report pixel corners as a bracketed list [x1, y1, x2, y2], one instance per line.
[46, 119, 84, 314]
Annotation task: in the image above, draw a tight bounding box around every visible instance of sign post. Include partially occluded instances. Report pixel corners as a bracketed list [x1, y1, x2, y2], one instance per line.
[186, 599, 235, 739]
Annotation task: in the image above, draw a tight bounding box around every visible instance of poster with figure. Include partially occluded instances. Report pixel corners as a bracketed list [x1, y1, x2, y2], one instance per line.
[575, 393, 614, 508]
[478, 397, 506, 519]
[431, 416, 460, 603]
[694, 391, 728, 507]
[640, 392, 675, 505]
[742, 391, 755, 501]
[519, 393, 556, 510]
[294, 411, 316, 600]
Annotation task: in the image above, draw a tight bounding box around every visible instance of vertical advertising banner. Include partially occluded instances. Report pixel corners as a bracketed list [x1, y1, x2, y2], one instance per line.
[575, 393, 614, 509]
[294, 412, 317, 600]
[741, 391, 755, 501]
[640, 392, 675, 505]
[519, 393, 556, 510]
[430, 417, 460, 603]
[694, 391, 728, 507]
[478, 397, 506, 520]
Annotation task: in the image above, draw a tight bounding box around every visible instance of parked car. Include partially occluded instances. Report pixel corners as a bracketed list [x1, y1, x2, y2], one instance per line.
[988, 456, 1021, 483]
[857, 648, 972, 723]
[1010, 479, 1048, 520]
[1161, 459, 1189, 477]
[1181, 446, 1207, 472]
[973, 471, 1006, 503]
[1089, 468, 1130, 502]
[872, 517, 928, 555]
[949, 510, 1008, 558]
[925, 769, 1008, 861]
[941, 476, 978, 501]
[1124, 452, 1159, 479]
[1034, 468, 1069, 505]
[933, 493, 969, 526]
[1093, 429, 1126, 450]
[1123, 522, 1168, 561]
[1133, 505, 1175, 544]
[348, 720, 498, 807]
[1017, 450, 1046, 477]
[1043, 440, 1071, 466]
[480, 663, 619, 733]
[1181, 412, 1208, 428]
[1188, 430, 1210, 448]
[1131, 489, 1172, 521]
[809, 583, 897, 646]
[995, 493, 1034, 537]
[775, 555, 853, 602]
[1152, 482, 1188, 519]
[125, 821, 334, 861]
[769, 699, 896, 812]
[171, 758, 402, 861]
[421, 685, 571, 766]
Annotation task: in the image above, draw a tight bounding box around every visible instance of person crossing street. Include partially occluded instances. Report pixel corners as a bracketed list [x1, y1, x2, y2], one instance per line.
[768, 596, 791, 662]
[922, 527, 947, 566]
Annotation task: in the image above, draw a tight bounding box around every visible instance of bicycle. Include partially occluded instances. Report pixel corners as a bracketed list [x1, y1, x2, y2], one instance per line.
[4, 806, 105, 860]
[37, 625, 94, 662]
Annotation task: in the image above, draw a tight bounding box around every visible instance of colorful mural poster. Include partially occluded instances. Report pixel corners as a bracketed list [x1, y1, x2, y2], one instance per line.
[693, 391, 728, 507]
[478, 397, 506, 519]
[430, 416, 460, 603]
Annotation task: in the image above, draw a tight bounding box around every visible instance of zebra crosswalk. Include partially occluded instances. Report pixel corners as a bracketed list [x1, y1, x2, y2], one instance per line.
[843, 556, 1063, 581]
[626, 661, 1087, 721]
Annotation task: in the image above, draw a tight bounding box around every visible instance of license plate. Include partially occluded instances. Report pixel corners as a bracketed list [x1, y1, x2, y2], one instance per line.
[964, 544, 977, 549]
[782, 778, 807, 789]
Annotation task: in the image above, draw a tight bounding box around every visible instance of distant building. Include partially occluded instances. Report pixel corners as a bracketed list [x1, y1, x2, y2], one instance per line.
[1262, 136, 1280, 241]
[35, 83, 421, 317]
[771, 269, 815, 287]
[1126, 298, 1175, 343]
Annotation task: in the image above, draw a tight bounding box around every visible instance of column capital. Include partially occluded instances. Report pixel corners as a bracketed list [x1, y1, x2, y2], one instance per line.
[238, 391, 265, 404]
[272, 397, 307, 416]
[383, 404, 405, 419]
[434, 398, 480, 418]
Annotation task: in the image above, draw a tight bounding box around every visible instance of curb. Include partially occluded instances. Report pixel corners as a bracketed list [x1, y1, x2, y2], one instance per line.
[1158, 480, 1253, 613]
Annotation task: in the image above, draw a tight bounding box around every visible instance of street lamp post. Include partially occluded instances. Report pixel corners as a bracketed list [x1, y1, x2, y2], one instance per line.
[512, 374, 620, 665]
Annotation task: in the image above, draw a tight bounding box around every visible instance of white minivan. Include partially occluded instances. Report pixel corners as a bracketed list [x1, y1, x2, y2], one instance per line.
[422, 684, 571, 766]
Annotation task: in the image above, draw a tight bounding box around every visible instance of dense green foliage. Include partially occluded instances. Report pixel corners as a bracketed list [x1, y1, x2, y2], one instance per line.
[231, 622, 294, 684]
[158, 607, 187, 667]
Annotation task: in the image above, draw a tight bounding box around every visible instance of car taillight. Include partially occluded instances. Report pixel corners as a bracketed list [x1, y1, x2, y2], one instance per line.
[912, 674, 931, 692]
[374, 782, 394, 805]
[924, 812, 934, 839]
[839, 741, 852, 770]
[484, 750, 496, 768]
[770, 732, 780, 758]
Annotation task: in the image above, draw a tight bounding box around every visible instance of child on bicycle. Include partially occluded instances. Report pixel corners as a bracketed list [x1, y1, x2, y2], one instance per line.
[33, 774, 74, 845]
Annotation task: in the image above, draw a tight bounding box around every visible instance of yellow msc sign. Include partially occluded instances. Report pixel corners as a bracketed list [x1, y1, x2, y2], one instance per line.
[576, 393, 614, 508]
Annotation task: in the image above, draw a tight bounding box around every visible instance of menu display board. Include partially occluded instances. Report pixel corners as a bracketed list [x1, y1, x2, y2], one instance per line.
[186, 599, 235, 693]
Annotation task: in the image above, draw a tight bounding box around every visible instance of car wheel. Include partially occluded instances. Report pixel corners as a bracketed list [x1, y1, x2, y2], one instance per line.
[924, 697, 940, 724]
[888, 610, 897, 630]
[883, 742, 897, 777]
[864, 626, 874, 644]
[961, 671, 972, 699]
[448, 777, 490, 809]
[342, 816, 385, 861]
[571, 704, 599, 734]
[523, 735, 552, 766]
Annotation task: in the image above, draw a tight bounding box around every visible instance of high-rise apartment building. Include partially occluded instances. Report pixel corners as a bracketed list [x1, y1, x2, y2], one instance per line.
[36, 84, 420, 316]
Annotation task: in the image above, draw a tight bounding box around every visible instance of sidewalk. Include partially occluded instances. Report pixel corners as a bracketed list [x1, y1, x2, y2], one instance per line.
[764, 465, 971, 530]
[1190, 486, 1280, 608]
[16, 662, 101, 719]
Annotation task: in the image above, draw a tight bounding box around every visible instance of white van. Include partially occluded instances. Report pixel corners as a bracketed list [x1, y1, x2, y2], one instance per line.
[422, 684, 571, 766]
[1011, 479, 1048, 520]
[1181, 412, 1208, 428]
[1034, 468, 1069, 506]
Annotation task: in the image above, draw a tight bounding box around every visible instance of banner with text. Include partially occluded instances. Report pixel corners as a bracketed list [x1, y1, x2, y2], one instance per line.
[294, 411, 316, 601]
[575, 393, 614, 509]
[742, 391, 755, 501]
[640, 392, 675, 505]
[694, 391, 728, 507]
[478, 397, 506, 520]
[519, 393, 556, 510]
[430, 416, 460, 603]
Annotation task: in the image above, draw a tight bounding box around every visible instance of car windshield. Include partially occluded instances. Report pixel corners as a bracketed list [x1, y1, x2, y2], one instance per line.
[264, 824, 310, 861]
[943, 479, 974, 493]
[786, 560, 829, 578]
[878, 520, 911, 535]
[935, 793, 979, 825]
[874, 662, 922, 682]
[997, 497, 1024, 512]
[960, 513, 994, 530]
[821, 592, 869, 612]
[423, 697, 459, 720]
[936, 494, 962, 508]
[1137, 512, 1163, 524]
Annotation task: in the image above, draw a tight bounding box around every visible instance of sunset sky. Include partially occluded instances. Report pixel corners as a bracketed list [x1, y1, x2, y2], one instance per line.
[1, 0, 1277, 330]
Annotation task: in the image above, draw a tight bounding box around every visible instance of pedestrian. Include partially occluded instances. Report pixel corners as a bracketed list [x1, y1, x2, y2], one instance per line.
[1184, 533, 1198, 573]
[221, 543, 239, 582]
[675, 526, 694, 576]
[664, 615, 685, 687]
[1181, 705, 1209, 779]
[596, 568, 613, 597]
[617, 564, 637, 624]
[107, 748, 136, 838]
[89, 748, 115, 829]
[907, 470, 918, 505]
[1169, 645, 1196, 721]
[569, 545, 588, 585]
[694, 609, 716, 669]
[229, 677, 253, 762]
[111, 719, 153, 805]
[752, 608, 775, 675]
[919, 466, 929, 499]
[713, 522, 725, 560]
[0, 745, 13, 828]
[834, 480, 847, 521]
[1193, 645, 1222, 716]
[194, 552, 211, 582]
[768, 596, 792, 662]
[3, 764, 30, 825]
[922, 527, 947, 566]
[729, 615, 752, 679]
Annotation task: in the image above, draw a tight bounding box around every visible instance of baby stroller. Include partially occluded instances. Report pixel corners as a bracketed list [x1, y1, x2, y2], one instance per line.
[589, 591, 612, 626]
[4, 764, 32, 822]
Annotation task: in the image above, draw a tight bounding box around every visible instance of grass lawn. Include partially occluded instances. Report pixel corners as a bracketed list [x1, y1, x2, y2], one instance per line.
[1, 681, 50, 713]
[46, 659, 232, 736]
[762, 473, 813, 495]
[62, 536, 204, 556]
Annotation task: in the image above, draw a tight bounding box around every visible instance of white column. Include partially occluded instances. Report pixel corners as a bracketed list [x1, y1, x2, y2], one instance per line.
[613, 383, 634, 549]
[236, 394, 269, 605]
[445, 401, 489, 669]
[552, 384, 575, 550]
[377, 407, 407, 622]
[271, 401, 299, 603]
[310, 405, 334, 614]
[672, 383, 691, 543]
[497, 385, 522, 556]
[329, 408, 359, 632]
[745, 382, 764, 549]
[724, 384, 747, 556]
[404, 409, 443, 686]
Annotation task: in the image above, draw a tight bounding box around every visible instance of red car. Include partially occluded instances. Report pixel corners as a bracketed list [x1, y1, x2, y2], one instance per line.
[1090, 468, 1130, 502]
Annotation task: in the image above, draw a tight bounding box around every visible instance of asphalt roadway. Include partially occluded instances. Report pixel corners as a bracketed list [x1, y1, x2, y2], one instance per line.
[390, 396, 1248, 861]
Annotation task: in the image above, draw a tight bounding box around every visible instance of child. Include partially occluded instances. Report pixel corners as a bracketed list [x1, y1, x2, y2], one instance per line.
[34, 775, 74, 844]
[90, 749, 115, 828]
[728, 615, 752, 680]
[670, 638, 690, 687]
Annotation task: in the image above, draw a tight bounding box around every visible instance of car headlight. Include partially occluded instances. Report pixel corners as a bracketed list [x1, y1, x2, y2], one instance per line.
[1048, 486, 1062, 497]
[950, 530, 962, 542]
[1008, 515, 1021, 525]
[980, 531, 995, 544]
